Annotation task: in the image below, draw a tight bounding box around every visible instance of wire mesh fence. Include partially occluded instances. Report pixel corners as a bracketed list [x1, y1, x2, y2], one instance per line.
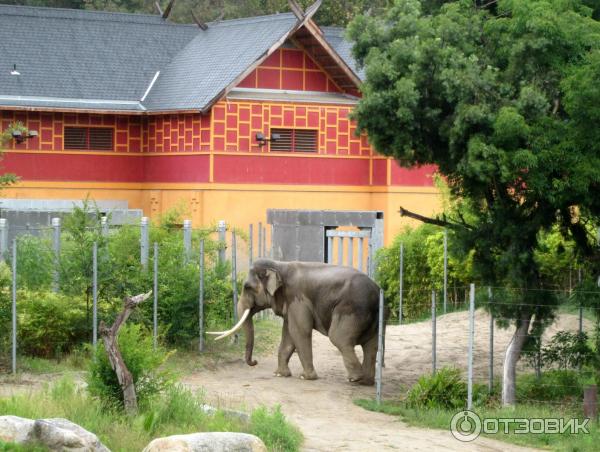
[0, 215, 277, 374]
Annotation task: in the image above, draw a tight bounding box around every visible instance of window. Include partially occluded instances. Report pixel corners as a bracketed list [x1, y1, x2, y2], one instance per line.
[270, 128, 317, 152]
[64, 127, 114, 151]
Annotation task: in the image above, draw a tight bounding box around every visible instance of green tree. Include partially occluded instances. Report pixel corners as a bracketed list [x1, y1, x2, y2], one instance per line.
[348, 0, 600, 404]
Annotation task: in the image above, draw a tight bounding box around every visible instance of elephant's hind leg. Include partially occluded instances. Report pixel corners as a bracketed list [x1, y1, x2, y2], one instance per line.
[360, 334, 378, 386]
[329, 314, 364, 383]
[275, 318, 295, 377]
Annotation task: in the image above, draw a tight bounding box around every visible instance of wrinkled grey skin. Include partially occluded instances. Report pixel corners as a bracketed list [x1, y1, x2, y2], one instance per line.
[237, 259, 385, 385]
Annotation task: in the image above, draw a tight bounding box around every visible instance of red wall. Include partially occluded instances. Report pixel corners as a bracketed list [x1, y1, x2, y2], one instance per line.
[1, 108, 435, 187]
[237, 48, 343, 93]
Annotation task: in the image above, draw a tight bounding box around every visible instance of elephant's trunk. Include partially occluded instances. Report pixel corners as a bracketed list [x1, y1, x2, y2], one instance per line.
[240, 302, 258, 366]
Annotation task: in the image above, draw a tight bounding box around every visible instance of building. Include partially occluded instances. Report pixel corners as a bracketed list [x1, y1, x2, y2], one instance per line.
[0, 3, 439, 244]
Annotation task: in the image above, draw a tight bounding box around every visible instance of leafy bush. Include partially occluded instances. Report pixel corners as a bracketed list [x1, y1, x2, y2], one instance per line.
[17, 291, 88, 358]
[16, 234, 53, 291]
[250, 405, 303, 452]
[376, 224, 473, 321]
[405, 367, 481, 410]
[516, 370, 589, 403]
[0, 261, 13, 365]
[542, 331, 594, 370]
[87, 323, 173, 408]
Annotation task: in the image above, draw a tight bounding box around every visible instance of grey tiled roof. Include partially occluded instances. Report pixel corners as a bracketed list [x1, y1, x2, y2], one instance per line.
[321, 26, 365, 81]
[0, 5, 360, 112]
[142, 13, 298, 111]
[0, 5, 198, 109]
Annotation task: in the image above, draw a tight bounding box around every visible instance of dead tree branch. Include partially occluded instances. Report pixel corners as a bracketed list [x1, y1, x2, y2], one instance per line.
[99, 291, 152, 415]
[398, 206, 472, 230]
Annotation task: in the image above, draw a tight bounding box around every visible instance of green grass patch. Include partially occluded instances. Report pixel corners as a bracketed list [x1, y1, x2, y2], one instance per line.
[356, 369, 597, 451]
[0, 376, 301, 452]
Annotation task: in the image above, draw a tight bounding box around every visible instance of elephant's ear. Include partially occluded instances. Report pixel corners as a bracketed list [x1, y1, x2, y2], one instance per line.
[265, 269, 282, 296]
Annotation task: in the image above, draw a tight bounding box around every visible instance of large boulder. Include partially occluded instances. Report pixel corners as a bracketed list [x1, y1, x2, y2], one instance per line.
[0, 415, 109, 451]
[0, 415, 35, 443]
[33, 418, 110, 452]
[142, 432, 267, 452]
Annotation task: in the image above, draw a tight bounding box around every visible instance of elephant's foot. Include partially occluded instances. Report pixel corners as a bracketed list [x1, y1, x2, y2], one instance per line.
[274, 368, 292, 377]
[299, 370, 318, 380]
[359, 377, 375, 386]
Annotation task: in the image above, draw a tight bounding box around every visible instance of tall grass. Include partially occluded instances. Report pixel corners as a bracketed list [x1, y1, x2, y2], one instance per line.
[0, 377, 301, 452]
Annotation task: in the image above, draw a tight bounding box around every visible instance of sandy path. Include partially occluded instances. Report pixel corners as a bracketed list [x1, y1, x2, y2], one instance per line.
[183, 310, 585, 451]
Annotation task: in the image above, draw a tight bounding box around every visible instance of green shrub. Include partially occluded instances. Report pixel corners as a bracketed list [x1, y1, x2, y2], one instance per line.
[15, 234, 53, 291]
[542, 331, 594, 370]
[405, 367, 469, 410]
[250, 405, 303, 452]
[517, 370, 588, 403]
[17, 291, 88, 358]
[376, 224, 473, 322]
[87, 323, 173, 409]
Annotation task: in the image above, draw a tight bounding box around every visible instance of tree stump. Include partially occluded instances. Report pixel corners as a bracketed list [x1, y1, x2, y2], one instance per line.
[98, 291, 152, 415]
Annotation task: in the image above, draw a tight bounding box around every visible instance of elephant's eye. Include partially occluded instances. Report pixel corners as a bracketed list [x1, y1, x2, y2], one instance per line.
[243, 282, 254, 292]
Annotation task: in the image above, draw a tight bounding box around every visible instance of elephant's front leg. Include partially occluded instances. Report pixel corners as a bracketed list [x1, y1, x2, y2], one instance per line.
[288, 303, 318, 380]
[275, 318, 295, 377]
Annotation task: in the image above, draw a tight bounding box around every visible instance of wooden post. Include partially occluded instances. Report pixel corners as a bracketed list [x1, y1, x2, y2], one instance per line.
[584, 385, 598, 421]
[99, 291, 151, 414]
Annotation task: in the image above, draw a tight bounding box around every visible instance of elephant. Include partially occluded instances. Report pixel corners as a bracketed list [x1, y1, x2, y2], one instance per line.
[208, 259, 386, 385]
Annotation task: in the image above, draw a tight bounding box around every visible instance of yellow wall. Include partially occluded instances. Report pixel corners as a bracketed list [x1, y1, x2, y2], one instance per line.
[5, 182, 441, 246]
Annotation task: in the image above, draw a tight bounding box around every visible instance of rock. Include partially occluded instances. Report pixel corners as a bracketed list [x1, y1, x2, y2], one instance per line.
[33, 418, 110, 451]
[142, 432, 267, 452]
[0, 415, 35, 444]
[0, 415, 110, 451]
[199, 404, 250, 423]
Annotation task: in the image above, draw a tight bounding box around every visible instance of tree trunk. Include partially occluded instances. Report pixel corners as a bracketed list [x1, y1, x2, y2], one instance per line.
[502, 312, 532, 406]
[99, 291, 151, 415]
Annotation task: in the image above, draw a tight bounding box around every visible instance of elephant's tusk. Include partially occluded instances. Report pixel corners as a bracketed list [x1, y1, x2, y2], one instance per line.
[207, 309, 251, 341]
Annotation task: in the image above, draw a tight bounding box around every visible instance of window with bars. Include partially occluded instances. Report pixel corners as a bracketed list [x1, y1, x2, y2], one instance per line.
[64, 127, 114, 151]
[270, 128, 318, 152]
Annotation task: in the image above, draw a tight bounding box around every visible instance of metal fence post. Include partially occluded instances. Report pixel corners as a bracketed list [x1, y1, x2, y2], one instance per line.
[262, 225, 267, 258]
[183, 219, 192, 264]
[0, 218, 7, 262]
[258, 222, 263, 259]
[399, 242, 404, 325]
[11, 238, 17, 374]
[468, 283, 475, 409]
[199, 240, 205, 353]
[101, 216, 109, 237]
[218, 220, 226, 265]
[140, 217, 149, 270]
[443, 229, 448, 314]
[338, 237, 344, 265]
[270, 224, 274, 259]
[153, 242, 158, 350]
[432, 290, 436, 374]
[52, 217, 61, 292]
[488, 286, 494, 394]
[249, 224, 254, 267]
[92, 242, 98, 347]
[232, 231, 239, 344]
[376, 288, 384, 404]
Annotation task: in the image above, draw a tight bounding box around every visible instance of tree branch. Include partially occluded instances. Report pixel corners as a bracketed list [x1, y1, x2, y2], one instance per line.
[398, 206, 472, 230]
[99, 291, 152, 414]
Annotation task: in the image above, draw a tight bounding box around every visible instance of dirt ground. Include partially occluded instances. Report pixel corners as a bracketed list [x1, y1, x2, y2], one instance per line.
[183, 309, 587, 451]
